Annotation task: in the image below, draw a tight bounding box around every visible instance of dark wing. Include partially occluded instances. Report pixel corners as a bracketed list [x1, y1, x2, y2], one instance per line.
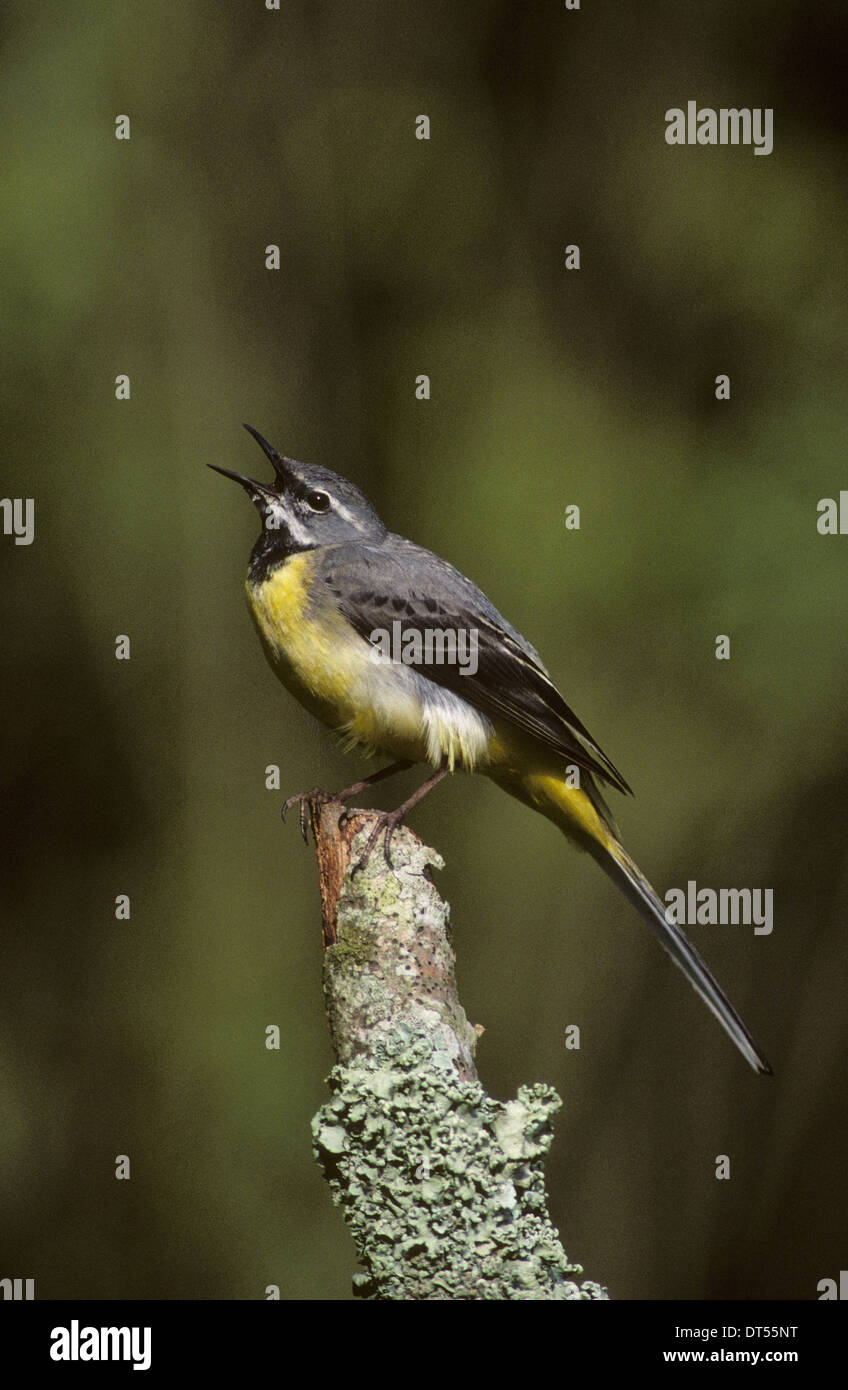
[317, 536, 632, 795]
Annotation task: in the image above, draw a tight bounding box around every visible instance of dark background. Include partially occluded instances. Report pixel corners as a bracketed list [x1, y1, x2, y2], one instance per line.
[1, 0, 846, 1300]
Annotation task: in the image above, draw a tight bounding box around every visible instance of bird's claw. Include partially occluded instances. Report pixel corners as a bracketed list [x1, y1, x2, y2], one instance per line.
[281, 787, 335, 844]
[351, 810, 405, 875]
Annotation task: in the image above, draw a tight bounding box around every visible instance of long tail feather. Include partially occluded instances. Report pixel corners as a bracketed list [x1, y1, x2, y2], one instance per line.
[593, 838, 772, 1075]
[490, 766, 772, 1073]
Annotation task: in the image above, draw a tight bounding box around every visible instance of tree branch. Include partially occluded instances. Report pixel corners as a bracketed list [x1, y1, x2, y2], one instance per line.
[308, 800, 608, 1301]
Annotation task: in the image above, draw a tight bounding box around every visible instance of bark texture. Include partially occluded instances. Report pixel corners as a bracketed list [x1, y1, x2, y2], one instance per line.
[307, 800, 608, 1301]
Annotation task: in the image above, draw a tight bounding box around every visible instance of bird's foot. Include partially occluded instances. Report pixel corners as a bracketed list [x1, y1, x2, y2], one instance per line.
[283, 762, 416, 844]
[350, 806, 409, 874]
[283, 765, 447, 867]
[281, 787, 338, 844]
[280, 784, 400, 862]
[350, 766, 450, 874]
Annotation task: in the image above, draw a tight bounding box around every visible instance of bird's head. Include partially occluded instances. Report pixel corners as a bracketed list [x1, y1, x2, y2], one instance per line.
[209, 425, 387, 570]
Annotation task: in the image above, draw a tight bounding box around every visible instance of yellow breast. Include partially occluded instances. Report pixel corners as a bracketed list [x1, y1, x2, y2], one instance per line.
[246, 552, 351, 705]
[245, 551, 433, 762]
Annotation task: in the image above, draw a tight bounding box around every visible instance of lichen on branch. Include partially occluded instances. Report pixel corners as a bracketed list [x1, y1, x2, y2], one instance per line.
[306, 802, 608, 1300]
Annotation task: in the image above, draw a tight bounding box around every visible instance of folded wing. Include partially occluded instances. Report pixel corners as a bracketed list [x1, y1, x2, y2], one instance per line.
[318, 536, 632, 795]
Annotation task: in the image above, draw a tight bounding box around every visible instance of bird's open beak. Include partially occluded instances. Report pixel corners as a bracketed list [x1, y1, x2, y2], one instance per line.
[241, 423, 294, 485]
[207, 462, 279, 509]
[208, 423, 294, 509]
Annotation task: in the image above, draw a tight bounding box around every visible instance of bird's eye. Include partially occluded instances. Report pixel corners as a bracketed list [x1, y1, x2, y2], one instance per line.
[306, 491, 330, 512]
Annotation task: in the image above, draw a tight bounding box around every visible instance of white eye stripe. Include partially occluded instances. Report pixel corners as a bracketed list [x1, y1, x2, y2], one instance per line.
[265, 491, 369, 537]
[333, 499, 370, 531]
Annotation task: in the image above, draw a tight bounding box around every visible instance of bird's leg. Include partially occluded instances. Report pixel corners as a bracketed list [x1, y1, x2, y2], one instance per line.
[282, 761, 414, 844]
[334, 760, 414, 805]
[352, 766, 450, 873]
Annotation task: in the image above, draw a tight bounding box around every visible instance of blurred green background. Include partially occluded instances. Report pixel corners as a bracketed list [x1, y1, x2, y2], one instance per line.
[2, 0, 847, 1300]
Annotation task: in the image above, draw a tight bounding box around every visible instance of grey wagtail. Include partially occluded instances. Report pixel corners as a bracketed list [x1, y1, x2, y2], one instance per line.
[210, 424, 772, 1075]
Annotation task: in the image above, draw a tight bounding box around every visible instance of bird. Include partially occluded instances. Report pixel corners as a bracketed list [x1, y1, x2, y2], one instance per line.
[210, 424, 772, 1075]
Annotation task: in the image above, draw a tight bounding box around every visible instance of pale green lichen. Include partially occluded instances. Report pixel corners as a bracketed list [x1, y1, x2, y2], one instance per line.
[322, 827, 479, 1078]
[326, 918, 379, 969]
[312, 1023, 608, 1301]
